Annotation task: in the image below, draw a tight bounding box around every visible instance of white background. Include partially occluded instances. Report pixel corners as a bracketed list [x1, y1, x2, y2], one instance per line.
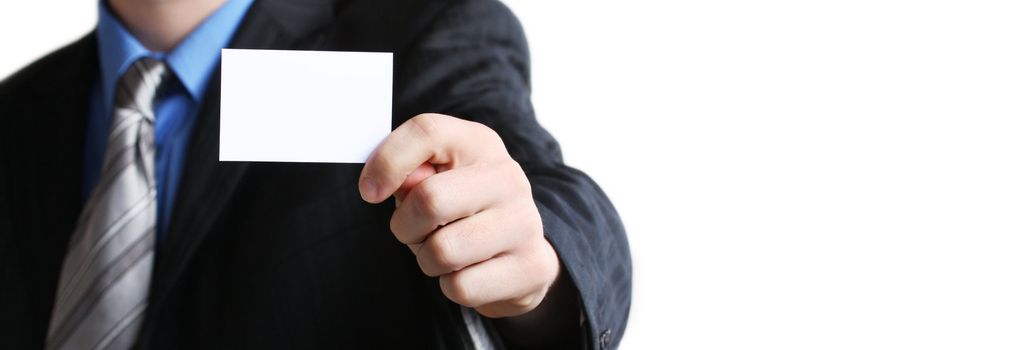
[3, 1, 1012, 349]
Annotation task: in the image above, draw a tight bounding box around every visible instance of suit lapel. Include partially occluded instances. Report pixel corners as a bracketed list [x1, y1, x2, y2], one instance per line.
[147, 0, 339, 316]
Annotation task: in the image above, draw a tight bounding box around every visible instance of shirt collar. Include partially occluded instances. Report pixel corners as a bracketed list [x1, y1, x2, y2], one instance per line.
[96, 0, 254, 105]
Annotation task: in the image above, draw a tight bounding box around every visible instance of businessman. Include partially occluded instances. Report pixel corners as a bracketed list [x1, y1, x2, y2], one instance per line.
[0, 0, 630, 349]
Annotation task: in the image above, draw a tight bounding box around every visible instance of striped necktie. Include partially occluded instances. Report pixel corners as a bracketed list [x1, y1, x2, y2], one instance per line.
[46, 58, 166, 349]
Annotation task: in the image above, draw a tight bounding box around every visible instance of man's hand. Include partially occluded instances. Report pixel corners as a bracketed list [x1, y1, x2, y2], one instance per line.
[358, 113, 560, 318]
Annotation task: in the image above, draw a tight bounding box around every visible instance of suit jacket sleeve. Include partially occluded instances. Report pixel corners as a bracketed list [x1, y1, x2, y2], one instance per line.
[393, 0, 632, 348]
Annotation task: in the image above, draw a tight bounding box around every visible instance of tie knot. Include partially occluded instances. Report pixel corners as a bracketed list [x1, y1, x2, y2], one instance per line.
[114, 58, 168, 122]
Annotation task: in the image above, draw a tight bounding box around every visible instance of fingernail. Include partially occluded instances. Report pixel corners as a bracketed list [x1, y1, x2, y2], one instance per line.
[362, 177, 379, 202]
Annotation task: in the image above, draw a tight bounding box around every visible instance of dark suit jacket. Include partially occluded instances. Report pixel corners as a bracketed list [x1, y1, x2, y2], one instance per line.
[0, 0, 631, 348]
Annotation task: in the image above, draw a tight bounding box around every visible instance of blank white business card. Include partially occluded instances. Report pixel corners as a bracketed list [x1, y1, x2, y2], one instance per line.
[220, 49, 392, 163]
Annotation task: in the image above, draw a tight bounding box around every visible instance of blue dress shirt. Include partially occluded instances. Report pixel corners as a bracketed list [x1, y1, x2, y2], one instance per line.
[84, 0, 254, 241]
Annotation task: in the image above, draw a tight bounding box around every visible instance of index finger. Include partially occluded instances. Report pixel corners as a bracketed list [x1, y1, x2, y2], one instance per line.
[358, 113, 504, 203]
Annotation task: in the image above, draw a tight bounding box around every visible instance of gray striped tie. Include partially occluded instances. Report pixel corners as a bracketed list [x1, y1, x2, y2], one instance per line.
[46, 58, 166, 350]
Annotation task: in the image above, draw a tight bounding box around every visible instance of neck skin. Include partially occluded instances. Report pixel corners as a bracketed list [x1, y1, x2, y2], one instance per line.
[108, 0, 227, 52]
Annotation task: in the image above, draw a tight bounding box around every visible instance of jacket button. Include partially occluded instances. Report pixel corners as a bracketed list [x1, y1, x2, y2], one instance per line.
[599, 328, 612, 349]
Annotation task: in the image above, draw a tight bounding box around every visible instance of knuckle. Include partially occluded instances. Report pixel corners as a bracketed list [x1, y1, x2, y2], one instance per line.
[388, 215, 400, 236]
[412, 181, 445, 220]
[472, 121, 497, 140]
[480, 125, 511, 154]
[508, 294, 540, 314]
[416, 251, 442, 277]
[505, 203, 542, 243]
[505, 160, 530, 191]
[388, 213, 413, 244]
[427, 231, 460, 272]
[520, 240, 556, 282]
[409, 113, 441, 139]
[525, 208, 544, 239]
[440, 274, 477, 307]
[535, 243, 560, 280]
